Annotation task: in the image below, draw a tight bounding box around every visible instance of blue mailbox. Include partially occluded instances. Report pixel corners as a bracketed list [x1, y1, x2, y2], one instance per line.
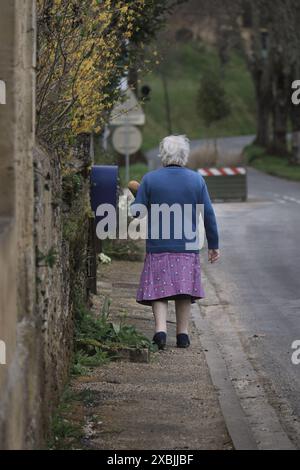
[90, 165, 119, 246]
[88, 165, 118, 293]
[90, 165, 119, 215]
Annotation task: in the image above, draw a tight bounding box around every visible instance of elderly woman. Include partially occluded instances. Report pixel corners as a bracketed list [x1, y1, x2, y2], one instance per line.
[130, 135, 219, 350]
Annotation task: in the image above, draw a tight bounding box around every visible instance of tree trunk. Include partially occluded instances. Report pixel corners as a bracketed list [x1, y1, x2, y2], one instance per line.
[255, 95, 271, 148]
[291, 132, 300, 164]
[270, 73, 289, 156]
[128, 67, 138, 95]
[290, 105, 300, 164]
[271, 103, 288, 156]
[252, 66, 272, 148]
[161, 72, 173, 135]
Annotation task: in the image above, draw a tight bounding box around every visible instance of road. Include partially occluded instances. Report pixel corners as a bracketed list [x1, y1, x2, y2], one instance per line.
[197, 168, 300, 449]
[146, 135, 255, 169]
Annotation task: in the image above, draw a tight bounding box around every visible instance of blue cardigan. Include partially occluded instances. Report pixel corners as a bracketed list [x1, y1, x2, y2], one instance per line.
[130, 165, 219, 253]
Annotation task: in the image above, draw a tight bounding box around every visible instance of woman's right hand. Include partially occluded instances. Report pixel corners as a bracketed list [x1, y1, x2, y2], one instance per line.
[208, 249, 220, 263]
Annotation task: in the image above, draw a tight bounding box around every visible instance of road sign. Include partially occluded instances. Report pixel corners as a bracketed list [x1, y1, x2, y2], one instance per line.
[109, 88, 145, 126]
[112, 125, 143, 184]
[112, 125, 142, 155]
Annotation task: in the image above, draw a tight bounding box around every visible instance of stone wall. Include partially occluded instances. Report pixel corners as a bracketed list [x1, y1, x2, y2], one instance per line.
[34, 136, 92, 434]
[0, 0, 38, 449]
[34, 144, 72, 433]
[0, 1, 92, 449]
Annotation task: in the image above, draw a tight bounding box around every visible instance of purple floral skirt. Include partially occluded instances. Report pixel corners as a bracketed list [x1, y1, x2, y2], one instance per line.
[136, 252, 205, 306]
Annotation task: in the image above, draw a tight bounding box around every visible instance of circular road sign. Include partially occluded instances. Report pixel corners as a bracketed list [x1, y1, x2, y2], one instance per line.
[112, 125, 142, 155]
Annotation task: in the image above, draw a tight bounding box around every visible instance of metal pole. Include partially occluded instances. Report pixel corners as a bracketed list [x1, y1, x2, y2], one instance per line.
[125, 152, 130, 183]
[161, 71, 173, 135]
[125, 121, 130, 183]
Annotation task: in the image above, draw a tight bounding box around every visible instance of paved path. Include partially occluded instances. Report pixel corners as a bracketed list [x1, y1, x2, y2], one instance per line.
[199, 168, 300, 449]
[68, 260, 232, 450]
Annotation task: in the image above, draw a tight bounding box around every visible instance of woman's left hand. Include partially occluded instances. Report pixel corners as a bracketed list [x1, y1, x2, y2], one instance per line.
[128, 180, 140, 196]
[208, 249, 220, 263]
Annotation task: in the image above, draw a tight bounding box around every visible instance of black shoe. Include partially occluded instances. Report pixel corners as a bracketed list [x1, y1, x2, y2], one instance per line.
[152, 332, 167, 350]
[176, 333, 190, 348]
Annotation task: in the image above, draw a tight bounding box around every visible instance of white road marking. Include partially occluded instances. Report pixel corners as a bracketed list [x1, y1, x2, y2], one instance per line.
[276, 199, 287, 204]
[271, 193, 300, 205]
[282, 196, 300, 204]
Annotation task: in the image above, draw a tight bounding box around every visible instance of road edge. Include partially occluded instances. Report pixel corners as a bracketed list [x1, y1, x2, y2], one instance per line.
[192, 303, 258, 450]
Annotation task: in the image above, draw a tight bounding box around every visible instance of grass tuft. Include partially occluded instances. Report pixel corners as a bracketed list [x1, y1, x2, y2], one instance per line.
[72, 297, 154, 375]
[245, 144, 300, 181]
[47, 388, 84, 450]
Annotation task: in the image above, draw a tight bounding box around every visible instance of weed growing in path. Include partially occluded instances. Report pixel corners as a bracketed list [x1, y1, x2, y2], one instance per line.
[72, 297, 153, 375]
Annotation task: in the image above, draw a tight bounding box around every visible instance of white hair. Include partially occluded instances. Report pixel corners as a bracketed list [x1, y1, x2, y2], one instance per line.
[159, 135, 190, 167]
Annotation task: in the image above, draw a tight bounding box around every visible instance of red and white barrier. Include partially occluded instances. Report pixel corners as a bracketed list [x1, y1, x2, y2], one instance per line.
[198, 167, 246, 177]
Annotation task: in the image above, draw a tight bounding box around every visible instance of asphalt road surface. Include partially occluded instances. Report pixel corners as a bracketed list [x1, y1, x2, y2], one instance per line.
[200, 168, 300, 449]
[146, 135, 255, 169]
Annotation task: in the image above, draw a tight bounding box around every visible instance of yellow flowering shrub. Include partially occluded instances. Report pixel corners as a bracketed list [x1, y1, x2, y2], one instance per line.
[36, 0, 176, 149]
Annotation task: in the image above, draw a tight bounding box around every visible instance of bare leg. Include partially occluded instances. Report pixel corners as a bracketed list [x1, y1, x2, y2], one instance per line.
[175, 298, 191, 335]
[152, 300, 168, 333]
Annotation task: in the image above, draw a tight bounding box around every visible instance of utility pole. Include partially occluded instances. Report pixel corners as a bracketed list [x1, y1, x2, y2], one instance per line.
[161, 71, 173, 135]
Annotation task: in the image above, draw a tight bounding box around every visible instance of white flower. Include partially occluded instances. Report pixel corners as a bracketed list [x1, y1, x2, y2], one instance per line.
[99, 253, 112, 264]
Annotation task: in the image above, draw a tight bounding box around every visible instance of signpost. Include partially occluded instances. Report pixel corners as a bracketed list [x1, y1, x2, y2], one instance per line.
[110, 88, 145, 182]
